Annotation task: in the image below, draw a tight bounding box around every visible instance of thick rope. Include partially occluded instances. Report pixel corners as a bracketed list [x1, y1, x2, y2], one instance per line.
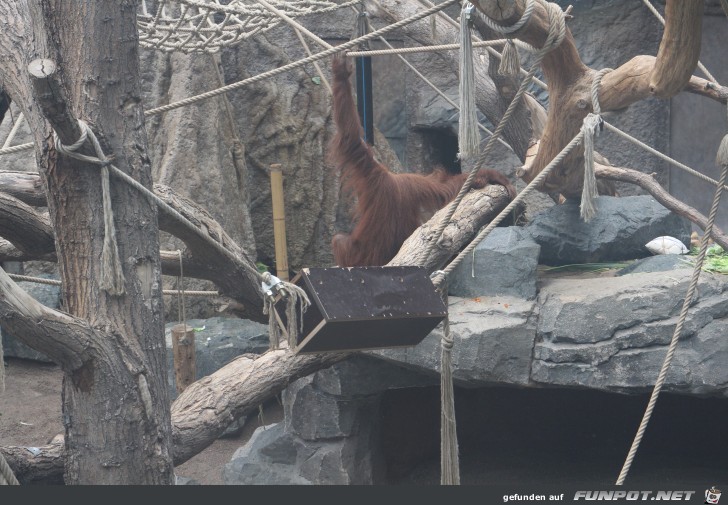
[421, 0, 566, 266]
[478, 0, 535, 34]
[458, 3, 480, 161]
[54, 121, 125, 295]
[0, 142, 34, 157]
[579, 68, 613, 221]
[639, 0, 718, 84]
[615, 112, 728, 486]
[0, 452, 19, 485]
[345, 38, 537, 57]
[431, 270, 459, 485]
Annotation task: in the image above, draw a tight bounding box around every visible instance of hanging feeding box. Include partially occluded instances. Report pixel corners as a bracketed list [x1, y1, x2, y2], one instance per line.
[276, 266, 447, 354]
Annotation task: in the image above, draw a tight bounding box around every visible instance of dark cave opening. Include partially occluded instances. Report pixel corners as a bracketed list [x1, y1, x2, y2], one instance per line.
[380, 385, 728, 486]
[417, 128, 462, 175]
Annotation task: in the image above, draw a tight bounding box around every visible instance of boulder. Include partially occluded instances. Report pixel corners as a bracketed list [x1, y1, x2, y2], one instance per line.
[525, 196, 691, 265]
[448, 227, 540, 299]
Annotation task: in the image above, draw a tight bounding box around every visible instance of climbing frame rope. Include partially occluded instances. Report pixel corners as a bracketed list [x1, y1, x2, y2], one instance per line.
[137, 0, 357, 53]
[616, 106, 728, 486]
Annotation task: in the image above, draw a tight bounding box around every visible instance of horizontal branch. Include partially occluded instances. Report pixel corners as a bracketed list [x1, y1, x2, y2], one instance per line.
[0, 192, 54, 256]
[389, 184, 512, 269]
[595, 163, 728, 250]
[0, 172, 265, 320]
[0, 267, 94, 368]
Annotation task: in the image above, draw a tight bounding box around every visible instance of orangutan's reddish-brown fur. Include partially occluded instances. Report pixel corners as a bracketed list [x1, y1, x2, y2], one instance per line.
[328, 54, 516, 267]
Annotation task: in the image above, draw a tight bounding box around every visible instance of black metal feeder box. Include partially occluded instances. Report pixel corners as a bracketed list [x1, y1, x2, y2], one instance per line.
[276, 266, 447, 354]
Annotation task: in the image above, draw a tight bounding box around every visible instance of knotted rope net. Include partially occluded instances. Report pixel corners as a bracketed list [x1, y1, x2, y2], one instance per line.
[138, 0, 356, 53]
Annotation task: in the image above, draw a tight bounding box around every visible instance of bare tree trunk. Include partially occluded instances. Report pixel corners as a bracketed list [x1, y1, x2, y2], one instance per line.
[0, 0, 173, 484]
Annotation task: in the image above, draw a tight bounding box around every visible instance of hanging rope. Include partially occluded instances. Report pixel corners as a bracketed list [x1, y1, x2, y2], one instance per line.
[262, 271, 310, 350]
[352, 7, 513, 152]
[579, 67, 612, 221]
[48, 119, 308, 343]
[54, 120, 125, 295]
[431, 270, 460, 485]
[458, 3, 480, 161]
[475, 0, 535, 77]
[615, 105, 728, 486]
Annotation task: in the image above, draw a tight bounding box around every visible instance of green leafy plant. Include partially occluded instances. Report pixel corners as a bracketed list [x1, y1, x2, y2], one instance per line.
[687, 244, 728, 274]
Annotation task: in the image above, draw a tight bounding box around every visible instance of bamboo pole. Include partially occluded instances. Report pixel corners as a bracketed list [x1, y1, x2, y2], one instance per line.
[270, 164, 289, 281]
[171, 324, 196, 393]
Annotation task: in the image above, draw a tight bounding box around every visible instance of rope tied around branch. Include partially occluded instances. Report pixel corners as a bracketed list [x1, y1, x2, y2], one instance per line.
[579, 68, 612, 221]
[430, 270, 459, 485]
[261, 271, 310, 350]
[54, 120, 125, 295]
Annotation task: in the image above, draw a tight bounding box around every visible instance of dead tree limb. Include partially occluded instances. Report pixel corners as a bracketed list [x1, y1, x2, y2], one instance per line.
[595, 163, 728, 250]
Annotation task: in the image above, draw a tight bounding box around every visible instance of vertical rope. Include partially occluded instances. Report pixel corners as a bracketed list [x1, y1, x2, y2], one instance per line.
[616, 107, 728, 485]
[431, 271, 459, 485]
[422, 0, 566, 266]
[54, 120, 125, 296]
[579, 113, 601, 221]
[458, 3, 480, 161]
[580, 68, 612, 221]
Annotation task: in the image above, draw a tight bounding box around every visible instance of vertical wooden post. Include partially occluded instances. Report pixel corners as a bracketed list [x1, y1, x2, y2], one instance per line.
[171, 324, 196, 393]
[270, 163, 289, 281]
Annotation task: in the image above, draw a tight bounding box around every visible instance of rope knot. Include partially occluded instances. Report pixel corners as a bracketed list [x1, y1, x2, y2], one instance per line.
[261, 273, 311, 350]
[54, 119, 125, 295]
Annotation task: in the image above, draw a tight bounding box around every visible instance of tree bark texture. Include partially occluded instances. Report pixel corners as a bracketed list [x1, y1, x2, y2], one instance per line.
[0, 0, 174, 484]
[469, 0, 704, 199]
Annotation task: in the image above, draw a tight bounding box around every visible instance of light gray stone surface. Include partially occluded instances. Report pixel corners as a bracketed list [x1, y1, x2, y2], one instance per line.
[448, 227, 540, 299]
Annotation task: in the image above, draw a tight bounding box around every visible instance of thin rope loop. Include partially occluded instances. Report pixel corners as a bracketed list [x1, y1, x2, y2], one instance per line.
[478, 0, 535, 34]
